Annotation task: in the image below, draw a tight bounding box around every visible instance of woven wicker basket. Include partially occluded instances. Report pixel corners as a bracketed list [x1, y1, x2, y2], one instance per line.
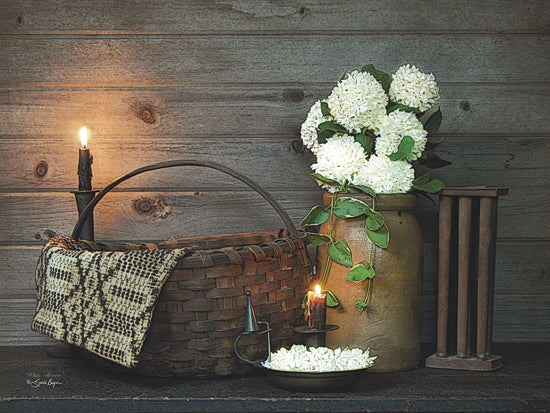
[70, 160, 312, 377]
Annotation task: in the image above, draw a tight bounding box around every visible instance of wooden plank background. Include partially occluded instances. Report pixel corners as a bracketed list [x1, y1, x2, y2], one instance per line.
[0, 0, 548, 346]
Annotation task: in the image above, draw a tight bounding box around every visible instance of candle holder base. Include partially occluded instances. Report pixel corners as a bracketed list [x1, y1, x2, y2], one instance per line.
[71, 190, 99, 241]
[294, 325, 339, 348]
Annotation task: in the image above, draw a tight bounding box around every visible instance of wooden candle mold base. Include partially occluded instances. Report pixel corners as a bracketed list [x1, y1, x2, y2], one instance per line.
[425, 353, 503, 371]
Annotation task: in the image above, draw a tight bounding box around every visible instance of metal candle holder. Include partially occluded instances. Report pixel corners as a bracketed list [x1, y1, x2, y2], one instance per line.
[234, 291, 272, 366]
[72, 190, 99, 241]
[294, 324, 339, 348]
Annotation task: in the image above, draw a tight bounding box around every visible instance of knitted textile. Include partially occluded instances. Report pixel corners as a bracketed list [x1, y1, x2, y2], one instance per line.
[32, 236, 190, 368]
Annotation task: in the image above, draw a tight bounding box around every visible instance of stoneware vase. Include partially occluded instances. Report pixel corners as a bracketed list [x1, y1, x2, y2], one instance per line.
[319, 193, 423, 372]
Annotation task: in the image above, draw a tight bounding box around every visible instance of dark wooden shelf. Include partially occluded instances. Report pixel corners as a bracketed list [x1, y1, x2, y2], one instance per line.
[1, 344, 549, 412]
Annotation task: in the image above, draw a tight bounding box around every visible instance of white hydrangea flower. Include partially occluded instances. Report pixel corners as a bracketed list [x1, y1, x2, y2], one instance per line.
[325, 70, 388, 133]
[300, 100, 332, 154]
[375, 110, 428, 161]
[352, 155, 415, 194]
[311, 134, 366, 187]
[389, 64, 440, 112]
[262, 344, 376, 372]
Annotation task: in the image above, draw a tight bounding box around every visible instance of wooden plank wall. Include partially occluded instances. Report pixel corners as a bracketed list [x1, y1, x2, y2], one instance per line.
[0, 1, 549, 345]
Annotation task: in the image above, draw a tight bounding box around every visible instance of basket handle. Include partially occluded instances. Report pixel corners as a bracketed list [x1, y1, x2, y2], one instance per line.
[71, 160, 299, 241]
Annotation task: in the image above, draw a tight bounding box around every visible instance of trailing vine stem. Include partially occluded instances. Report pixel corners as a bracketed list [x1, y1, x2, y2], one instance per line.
[320, 192, 336, 287]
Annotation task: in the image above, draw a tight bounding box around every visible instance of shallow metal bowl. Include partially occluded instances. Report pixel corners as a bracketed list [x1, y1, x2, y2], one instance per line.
[262, 366, 368, 392]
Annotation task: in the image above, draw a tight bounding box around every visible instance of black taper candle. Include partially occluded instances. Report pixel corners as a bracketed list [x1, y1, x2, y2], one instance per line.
[78, 148, 93, 191]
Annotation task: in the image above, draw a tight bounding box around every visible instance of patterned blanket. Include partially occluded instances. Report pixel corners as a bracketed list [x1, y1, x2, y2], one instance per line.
[32, 236, 190, 368]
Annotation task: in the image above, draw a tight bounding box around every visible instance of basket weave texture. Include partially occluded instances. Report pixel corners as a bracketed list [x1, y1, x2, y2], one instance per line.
[64, 160, 313, 377]
[79, 230, 311, 377]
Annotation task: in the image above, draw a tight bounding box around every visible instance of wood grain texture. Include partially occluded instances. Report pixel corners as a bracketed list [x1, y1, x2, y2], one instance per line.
[1, 36, 548, 85]
[0, 191, 322, 244]
[0, 134, 547, 191]
[0, 184, 546, 243]
[2, 0, 549, 33]
[1, 0, 548, 345]
[0, 86, 549, 139]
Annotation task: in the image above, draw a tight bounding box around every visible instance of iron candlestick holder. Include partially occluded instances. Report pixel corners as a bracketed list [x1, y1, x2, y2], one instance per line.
[293, 325, 339, 348]
[234, 291, 272, 366]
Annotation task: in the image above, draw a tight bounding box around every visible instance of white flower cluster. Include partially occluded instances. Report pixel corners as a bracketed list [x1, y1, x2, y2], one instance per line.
[262, 344, 376, 372]
[300, 100, 330, 155]
[376, 110, 427, 161]
[300, 64, 440, 194]
[389, 64, 440, 112]
[353, 155, 415, 194]
[311, 134, 366, 185]
[325, 70, 388, 133]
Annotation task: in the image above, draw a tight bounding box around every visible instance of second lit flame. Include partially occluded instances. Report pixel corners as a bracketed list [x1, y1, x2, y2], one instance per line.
[315, 284, 321, 297]
[79, 126, 88, 148]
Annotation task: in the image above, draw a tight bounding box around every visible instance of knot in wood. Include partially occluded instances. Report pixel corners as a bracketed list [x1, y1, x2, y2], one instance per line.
[133, 196, 170, 218]
[139, 106, 157, 124]
[460, 100, 471, 111]
[291, 139, 304, 153]
[283, 89, 304, 103]
[131, 102, 158, 124]
[34, 161, 49, 178]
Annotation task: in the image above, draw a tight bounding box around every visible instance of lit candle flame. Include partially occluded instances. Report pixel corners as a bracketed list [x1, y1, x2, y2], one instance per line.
[315, 284, 321, 296]
[79, 126, 88, 148]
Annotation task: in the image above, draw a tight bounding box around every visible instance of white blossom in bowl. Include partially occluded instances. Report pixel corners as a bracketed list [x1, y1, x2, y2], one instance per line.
[262, 344, 376, 372]
[389, 64, 440, 112]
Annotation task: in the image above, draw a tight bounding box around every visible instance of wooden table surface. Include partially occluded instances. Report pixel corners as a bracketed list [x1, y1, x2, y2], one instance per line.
[1, 344, 549, 412]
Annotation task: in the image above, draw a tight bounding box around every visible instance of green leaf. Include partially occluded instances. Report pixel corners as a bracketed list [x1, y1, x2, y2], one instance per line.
[320, 101, 331, 117]
[366, 210, 385, 231]
[413, 171, 431, 186]
[333, 197, 370, 218]
[300, 205, 329, 226]
[318, 120, 347, 133]
[354, 132, 374, 155]
[310, 173, 341, 186]
[387, 102, 422, 115]
[388, 136, 415, 161]
[412, 178, 446, 194]
[366, 222, 389, 248]
[317, 128, 334, 145]
[424, 108, 442, 136]
[346, 263, 376, 283]
[328, 241, 353, 268]
[348, 184, 377, 197]
[323, 290, 340, 307]
[344, 186, 362, 194]
[425, 137, 445, 151]
[301, 292, 308, 309]
[305, 232, 332, 246]
[361, 64, 392, 92]
[417, 152, 452, 169]
[339, 70, 353, 82]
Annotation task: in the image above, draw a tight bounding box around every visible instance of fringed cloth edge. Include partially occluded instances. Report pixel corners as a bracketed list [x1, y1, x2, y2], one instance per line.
[31, 236, 190, 368]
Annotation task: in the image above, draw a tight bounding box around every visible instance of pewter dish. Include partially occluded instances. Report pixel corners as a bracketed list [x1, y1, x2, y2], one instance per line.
[261, 366, 368, 392]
